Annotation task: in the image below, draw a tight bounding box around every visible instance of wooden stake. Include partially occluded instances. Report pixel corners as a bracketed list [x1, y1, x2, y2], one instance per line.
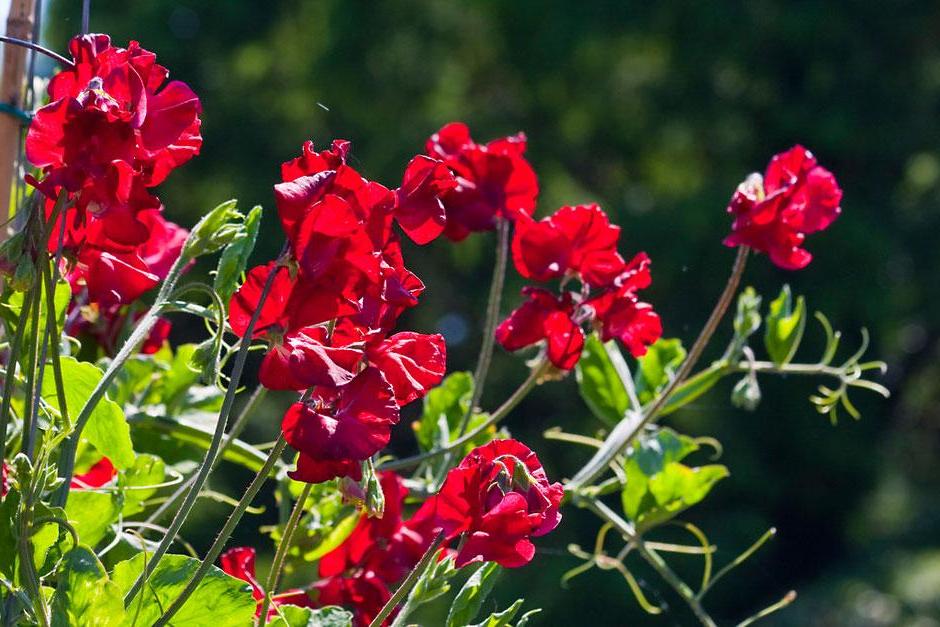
[0, 0, 37, 241]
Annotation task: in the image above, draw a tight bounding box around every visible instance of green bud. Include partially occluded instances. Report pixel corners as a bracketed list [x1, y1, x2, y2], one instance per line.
[731, 374, 761, 411]
[0, 231, 35, 292]
[181, 200, 245, 259]
[764, 285, 806, 366]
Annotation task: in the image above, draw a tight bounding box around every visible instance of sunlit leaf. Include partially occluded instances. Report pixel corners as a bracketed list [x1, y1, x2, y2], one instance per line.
[111, 553, 256, 626]
[214, 205, 262, 307]
[266, 605, 353, 627]
[764, 285, 806, 366]
[65, 491, 121, 548]
[42, 357, 134, 469]
[447, 561, 501, 627]
[634, 337, 686, 405]
[51, 546, 124, 627]
[576, 334, 630, 426]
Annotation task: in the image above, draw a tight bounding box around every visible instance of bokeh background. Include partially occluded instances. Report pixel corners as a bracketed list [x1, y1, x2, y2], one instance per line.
[28, 1, 940, 624]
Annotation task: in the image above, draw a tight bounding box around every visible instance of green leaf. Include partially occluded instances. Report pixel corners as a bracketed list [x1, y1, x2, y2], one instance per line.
[656, 363, 725, 418]
[447, 561, 502, 627]
[266, 605, 353, 627]
[120, 454, 166, 516]
[467, 598, 526, 627]
[764, 285, 806, 366]
[51, 546, 124, 627]
[65, 491, 121, 548]
[414, 372, 492, 453]
[622, 428, 727, 532]
[129, 415, 268, 472]
[111, 553, 256, 626]
[634, 338, 687, 405]
[3, 278, 70, 368]
[575, 334, 630, 426]
[0, 490, 20, 578]
[42, 357, 134, 469]
[214, 205, 262, 307]
[409, 555, 458, 609]
[728, 287, 762, 360]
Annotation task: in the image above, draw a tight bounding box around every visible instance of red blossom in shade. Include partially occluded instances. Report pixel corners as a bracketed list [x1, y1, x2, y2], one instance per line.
[512, 204, 625, 287]
[140, 317, 172, 354]
[495, 287, 584, 370]
[425, 122, 538, 240]
[258, 325, 364, 392]
[70, 457, 116, 489]
[416, 439, 563, 568]
[393, 155, 457, 244]
[282, 368, 399, 484]
[366, 332, 446, 406]
[57, 207, 189, 306]
[219, 547, 312, 618]
[1, 462, 8, 497]
[313, 473, 431, 626]
[724, 145, 842, 270]
[313, 572, 390, 627]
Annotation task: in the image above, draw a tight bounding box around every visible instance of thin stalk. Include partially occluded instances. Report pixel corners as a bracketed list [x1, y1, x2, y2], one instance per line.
[52, 249, 190, 507]
[460, 217, 509, 434]
[378, 360, 547, 472]
[41, 208, 71, 431]
[580, 497, 716, 627]
[256, 483, 313, 624]
[0, 36, 71, 67]
[152, 436, 287, 626]
[0, 286, 34, 466]
[20, 274, 42, 459]
[145, 385, 268, 525]
[568, 246, 749, 490]
[376, 532, 446, 627]
[125, 261, 281, 606]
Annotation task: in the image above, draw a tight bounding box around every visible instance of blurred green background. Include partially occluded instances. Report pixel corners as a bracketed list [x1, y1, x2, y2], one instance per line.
[43, 1, 940, 624]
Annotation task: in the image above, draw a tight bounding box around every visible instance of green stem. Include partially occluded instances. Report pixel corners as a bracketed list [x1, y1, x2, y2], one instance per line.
[568, 246, 749, 490]
[378, 360, 547, 472]
[145, 385, 268, 525]
[52, 250, 190, 507]
[460, 218, 509, 435]
[125, 261, 281, 606]
[579, 497, 716, 627]
[152, 436, 287, 626]
[256, 482, 312, 624]
[0, 285, 33, 467]
[375, 532, 446, 627]
[20, 274, 42, 460]
[436, 219, 510, 483]
[40, 251, 69, 430]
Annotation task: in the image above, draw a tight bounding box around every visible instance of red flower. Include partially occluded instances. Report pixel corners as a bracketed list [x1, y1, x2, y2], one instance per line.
[1, 462, 8, 497]
[219, 547, 312, 618]
[313, 572, 390, 627]
[60, 208, 188, 306]
[282, 368, 399, 484]
[426, 123, 538, 241]
[724, 145, 842, 269]
[585, 252, 662, 357]
[416, 439, 563, 568]
[512, 204, 625, 287]
[70, 457, 116, 489]
[258, 325, 364, 392]
[314, 473, 431, 626]
[393, 155, 457, 244]
[140, 317, 171, 354]
[366, 332, 446, 406]
[495, 287, 584, 370]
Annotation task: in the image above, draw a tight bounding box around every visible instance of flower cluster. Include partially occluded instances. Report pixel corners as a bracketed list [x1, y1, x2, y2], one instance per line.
[498, 204, 662, 370]
[424, 122, 539, 241]
[416, 439, 563, 568]
[724, 145, 842, 269]
[24, 34, 200, 310]
[229, 140, 449, 483]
